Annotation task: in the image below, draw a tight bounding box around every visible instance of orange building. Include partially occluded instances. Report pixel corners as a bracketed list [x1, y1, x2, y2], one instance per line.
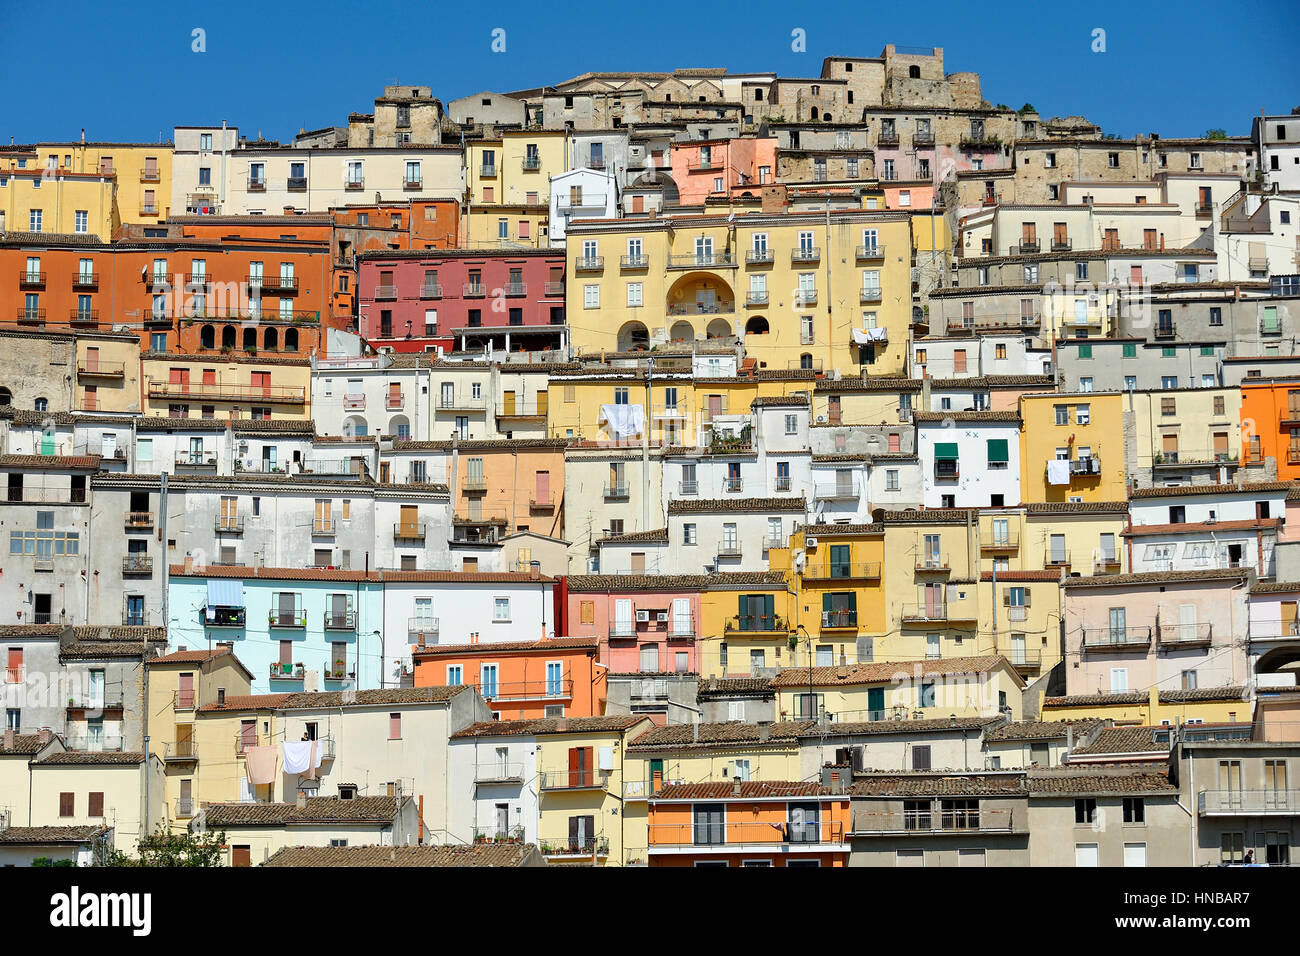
[444, 438, 566, 538]
[647, 780, 851, 867]
[1241, 377, 1300, 480]
[668, 138, 778, 206]
[411, 636, 605, 719]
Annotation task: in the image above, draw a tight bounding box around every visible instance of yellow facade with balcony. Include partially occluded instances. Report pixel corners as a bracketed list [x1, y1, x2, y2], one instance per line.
[811, 378, 920, 426]
[564, 210, 913, 375]
[464, 132, 564, 248]
[0, 166, 116, 238]
[1019, 391, 1127, 503]
[779, 526, 886, 666]
[75, 334, 143, 414]
[1129, 387, 1242, 472]
[140, 354, 313, 420]
[700, 575, 795, 678]
[31, 142, 174, 226]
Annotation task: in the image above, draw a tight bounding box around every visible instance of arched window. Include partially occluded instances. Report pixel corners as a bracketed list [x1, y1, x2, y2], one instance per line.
[243, 327, 257, 351]
[264, 327, 278, 351]
[800, 353, 814, 370]
[34, 397, 48, 412]
[284, 327, 299, 352]
[199, 324, 215, 349]
[810, 107, 819, 121]
[221, 325, 236, 348]
[0, 387, 11, 406]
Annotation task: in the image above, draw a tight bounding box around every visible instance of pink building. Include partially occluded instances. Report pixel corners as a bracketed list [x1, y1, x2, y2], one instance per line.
[566, 575, 702, 675]
[669, 138, 778, 206]
[881, 182, 936, 211]
[357, 248, 566, 354]
[1063, 568, 1250, 699]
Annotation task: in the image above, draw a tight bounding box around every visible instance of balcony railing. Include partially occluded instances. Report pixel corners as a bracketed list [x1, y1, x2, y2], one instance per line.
[70, 310, 100, 326]
[214, 517, 245, 534]
[67, 689, 124, 710]
[649, 821, 844, 847]
[669, 301, 734, 316]
[286, 176, 307, 191]
[620, 254, 648, 269]
[122, 555, 154, 575]
[901, 604, 949, 623]
[148, 382, 306, 404]
[436, 394, 486, 410]
[1094, 557, 1122, 575]
[859, 287, 882, 304]
[65, 736, 123, 753]
[1015, 239, 1040, 254]
[320, 608, 355, 630]
[386, 391, 404, 410]
[1044, 551, 1072, 570]
[1000, 648, 1043, 670]
[723, 477, 744, 494]
[745, 249, 774, 265]
[471, 679, 573, 701]
[795, 290, 818, 306]
[802, 562, 881, 581]
[125, 511, 155, 530]
[72, 272, 99, 289]
[716, 544, 743, 559]
[394, 522, 427, 540]
[203, 606, 246, 627]
[268, 609, 308, 628]
[408, 617, 440, 642]
[980, 532, 1019, 551]
[604, 483, 630, 500]
[543, 281, 565, 296]
[269, 663, 306, 680]
[163, 740, 198, 761]
[791, 247, 821, 263]
[1198, 790, 1300, 815]
[475, 763, 526, 785]
[814, 482, 859, 500]
[540, 770, 611, 791]
[419, 283, 442, 299]
[745, 291, 769, 306]
[503, 282, 527, 297]
[851, 808, 1018, 835]
[259, 274, 298, 293]
[573, 256, 604, 272]
[821, 610, 858, 629]
[539, 836, 609, 858]
[529, 494, 554, 511]
[915, 554, 950, 572]
[667, 253, 736, 269]
[730, 615, 781, 633]
[1157, 623, 1213, 646]
[403, 178, 422, 190]
[1154, 322, 1177, 339]
[345, 177, 365, 191]
[18, 270, 46, 287]
[16, 308, 46, 323]
[1081, 626, 1152, 650]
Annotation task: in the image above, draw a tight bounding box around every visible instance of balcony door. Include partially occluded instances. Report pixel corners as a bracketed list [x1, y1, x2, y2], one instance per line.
[788, 802, 820, 843]
[693, 804, 724, 845]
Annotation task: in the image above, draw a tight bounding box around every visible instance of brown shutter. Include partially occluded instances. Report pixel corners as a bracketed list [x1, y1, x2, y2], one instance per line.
[232, 845, 251, 867]
[568, 746, 580, 787]
[88, 792, 104, 816]
[59, 792, 74, 816]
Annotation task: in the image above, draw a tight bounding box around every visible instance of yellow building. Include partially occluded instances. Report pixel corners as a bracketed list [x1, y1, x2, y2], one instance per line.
[769, 655, 1026, 723]
[192, 697, 284, 807]
[76, 333, 143, 414]
[31, 142, 174, 226]
[140, 353, 313, 420]
[780, 524, 886, 666]
[812, 376, 920, 425]
[143, 646, 256, 829]
[701, 570, 795, 677]
[27, 748, 166, 853]
[0, 164, 116, 238]
[564, 209, 913, 375]
[464, 131, 565, 248]
[1019, 391, 1127, 502]
[622, 720, 809, 865]
[1128, 387, 1242, 472]
[1040, 685, 1251, 726]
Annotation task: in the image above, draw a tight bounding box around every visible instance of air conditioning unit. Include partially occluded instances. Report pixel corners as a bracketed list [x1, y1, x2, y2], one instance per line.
[635, 610, 650, 623]
[656, 612, 669, 622]
[816, 415, 826, 423]
[805, 536, 818, 549]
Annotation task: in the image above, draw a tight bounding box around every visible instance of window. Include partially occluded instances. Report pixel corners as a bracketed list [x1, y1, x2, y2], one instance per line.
[1075, 798, 1097, 824]
[59, 792, 74, 817]
[1123, 798, 1145, 824]
[494, 597, 510, 621]
[626, 282, 642, 307]
[389, 713, 402, 739]
[583, 285, 599, 309]
[683, 523, 697, 545]
[1054, 405, 1070, 426]
[1075, 405, 1090, 425]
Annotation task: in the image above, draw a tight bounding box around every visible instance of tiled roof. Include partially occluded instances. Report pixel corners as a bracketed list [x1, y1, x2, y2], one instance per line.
[851, 773, 1027, 797]
[799, 717, 996, 737]
[566, 573, 707, 592]
[652, 781, 839, 799]
[197, 693, 294, 713]
[879, 508, 980, 525]
[668, 497, 807, 514]
[262, 843, 542, 867]
[450, 716, 647, 738]
[146, 647, 236, 665]
[1250, 580, 1300, 594]
[984, 719, 1099, 742]
[1024, 501, 1130, 515]
[0, 734, 45, 755]
[278, 686, 469, 709]
[1123, 518, 1277, 537]
[1042, 691, 1146, 708]
[1072, 726, 1171, 756]
[750, 395, 810, 408]
[814, 377, 921, 393]
[0, 454, 102, 470]
[628, 720, 814, 750]
[1028, 766, 1175, 795]
[795, 522, 883, 536]
[1062, 567, 1249, 588]
[599, 528, 669, 544]
[170, 564, 553, 584]
[979, 570, 1064, 582]
[37, 751, 145, 765]
[231, 420, 316, 436]
[913, 411, 1021, 423]
[0, 826, 111, 845]
[696, 677, 775, 698]
[768, 656, 1009, 689]
[1161, 685, 1247, 703]
[1129, 481, 1295, 499]
[201, 796, 404, 826]
[413, 636, 598, 658]
[1043, 686, 1246, 708]
[392, 438, 568, 452]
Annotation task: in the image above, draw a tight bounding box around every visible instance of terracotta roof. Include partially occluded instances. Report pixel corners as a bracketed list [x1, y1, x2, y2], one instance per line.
[36, 751, 145, 765]
[1250, 580, 1300, 595]
[668, 496, 807, 514]
[851, 773, 1027, 797]
[197, 693, 293, 713]
[768, 656, 1012, 689]
[1062, 567, 1248, 588]
[413, 636, 598, 658]
[879, 508, 980, 525]
[652, 780, 839, 800]
[1123, 518, 1277, 537]
[913, 411, 1021, 423]
[1071, 726, 1171, 756]
[1024, 501, 1130, 515]
[262, 843, 542, 867]
[169, 564, 553, 584]
[750, 395, 811, 408]
[1027, 766, 1176, 795]
[0, 454, 102, 470]
[985, 719, 1099, 742]
[392, 438, 568, 452]
[1160, 685, 1247, 703]
[599, 528, 669, 544]
[628, 720, 814, 750]
[696, 677, 775, 698]
[277, 686, 469, 709]
[566, 573, 707, 592]
[1042, 685, 1247, 708]
[1129, 481, 1295, 499]
[799, 717, 996, 737]
[1042, 691, 1146, 708]
[979, 570, 1064, 582]
[0, 826, 111, 845]
[795, 522, 884, 536]
[147, 647, 237, 665]
[0, 734, 45, 755]
[201, 796, 405, 826]
[450, 716, 647, 738]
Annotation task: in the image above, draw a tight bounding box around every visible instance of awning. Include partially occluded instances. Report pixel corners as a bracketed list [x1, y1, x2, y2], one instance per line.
[851, 327, 889, 344]
[207, 579, 244, 608]
[934, 442, 959, 460]
[987, 438, 1009, 463]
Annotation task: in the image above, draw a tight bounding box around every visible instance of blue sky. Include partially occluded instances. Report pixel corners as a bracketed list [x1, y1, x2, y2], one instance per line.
[2, 0, 1296, 145]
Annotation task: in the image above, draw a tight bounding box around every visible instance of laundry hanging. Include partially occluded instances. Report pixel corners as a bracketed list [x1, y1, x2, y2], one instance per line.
[601, 403, 645, 438]
[244, 745, 279, 786]
[282, 740, 314, 775]
[1046, 459, 1072, 485]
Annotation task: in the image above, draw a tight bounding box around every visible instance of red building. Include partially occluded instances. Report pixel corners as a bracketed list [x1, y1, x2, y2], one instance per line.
[357, 248, 566, 354]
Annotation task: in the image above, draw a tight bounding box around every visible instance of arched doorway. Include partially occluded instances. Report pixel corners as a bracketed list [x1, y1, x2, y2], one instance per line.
[669, 320, 694, 343]
[284, 327, 299, 352]
[222, 325, 236, 348]
[343, 415, 369, 438]
[706, 318, 733, 340]
[264, 327, 278, 350]
[200, 324, 215, 349]
[745, 316, 769, 335]
[617, 321, 649, 352]
[243, 327, 258, 351]
[388, 414, 411, 440]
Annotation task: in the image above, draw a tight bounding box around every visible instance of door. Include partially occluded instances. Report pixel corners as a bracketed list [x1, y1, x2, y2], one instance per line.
[867, 687, 885, 720]
[251, 370, 271, 398]
[615, 598, 633, 637]
[535, 471, 550, 506]
[545, 661, 563, 696]
[85, 346, 100, 372]
[480, 664, 498, 700]
[568, 746, 593, 788]
[672, 598, 690, 637]
[1219, 761, 1242, 809]
[992, 518, 1009, 547]
[503, 390, 516, 416]
[1011, 633, 1026, 666]
[650, 758, 664, 794]
[331, 593, 349, 627]
[568, 814, 595, 852]
[1179, 604, 1198, 643]
[177, 673, 194, 709]
[239, 719, 256, 753]
[639, 643, 658, 673]
[277, 591, 296, 626]
[179, 778, 193, 816]
[495, 803, 509, 839]
[693, 805, 724, 845]
[399, 505, 418, 536]
[788, 803, 820, 843]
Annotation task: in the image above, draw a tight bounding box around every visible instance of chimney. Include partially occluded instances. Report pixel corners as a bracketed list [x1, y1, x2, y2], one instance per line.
[216, 641, 233, 653]
[692, 721, 700, 742]
[529, 560, 540, 580]
[184, 554, 194, 573]
[758, 723, 771, 742]
[731, 775, 742, 796]
[80, 128, 85, 144]
[3, 728, 13, 750]
[1148, 685, 1159, 720]
[283, 206, 294, 216]
[37, 727, 52, 746]
[296, 789, 308, 809]
[555, 718, 568, 733]
[1066, 723, 1074, 752]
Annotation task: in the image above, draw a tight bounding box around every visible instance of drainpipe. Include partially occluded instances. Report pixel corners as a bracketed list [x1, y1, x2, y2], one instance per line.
[160, 472, 168, 631]
[643, 357, 652, 532]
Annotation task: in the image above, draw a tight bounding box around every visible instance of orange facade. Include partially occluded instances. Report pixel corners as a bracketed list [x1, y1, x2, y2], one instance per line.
[669, 138, 779, 206]
[411, 637, 605, 719]
[452, 441, 565, 538]
[1241, 379, 1300, 480]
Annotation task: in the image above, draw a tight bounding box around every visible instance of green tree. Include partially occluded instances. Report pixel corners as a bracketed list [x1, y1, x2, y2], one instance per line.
[32, 857, 75, 867]
[1018, 103, 1036, 115]
[101, 823, 228, 867]
[1204, 128, 1228, 140]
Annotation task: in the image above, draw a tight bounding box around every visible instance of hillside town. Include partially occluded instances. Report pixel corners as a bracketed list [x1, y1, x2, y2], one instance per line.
[1, 44, 1298, 869]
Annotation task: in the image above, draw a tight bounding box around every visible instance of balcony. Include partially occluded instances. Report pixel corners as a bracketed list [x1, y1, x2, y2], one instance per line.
[287, 177, 308, 191]
[900, 604, 961, 624]
[913, 131, 935, 147]
[462, 477, 488, 492]
[67, 688, 124, 711]
[1044, 551, 1072, 570]
[163, 741, 199, 763]
[723, 477, 744, 494]
[1081, 626, 1152, 651]
[1157, 623, 1213, 648]
[475, 763, 526, 787]
[142, 272, 168, 289]
[72, 272, 99, 289]
[374, 285, 398, 301]
[403, 178, 422, 191]
[77, 359, 123, 378]
[543, 281, 565, 296]
[1154, 321, 1177, 339]
[125, 512, 154, 531]
[933, 457, 960, 480]
[650, 820, 844, 848]
[480, 164, 497, 177]
[394, 521, 427, 541]
[821, 611, 858, 629]
[856, 245, 886, 260]
[1094, 557, 1122, 575]
[70, 309, 100, 326]
[140, 203, 158, 215]
[604, 482, 630, 500]
[859, 287, 883, 304]
[419, 283, 442, 299]
[667, 253, 736, 269]
[148, 382, 307, 404]
[473, 679, 573, 702]
[791, 247, 821, 264]
[65, 736, 123, 753]
[878, 132, 900, 147]
[746, 249, 774, 265]
[540, 769, 611, 792]
[1196, 202, 1214, 217]
[678, 480, 698, 495]
[268, 608, 307, 629]
[247, 176, 267, 191]
[173, 690, 198, 711]
[343, 394, 366, 410]
[573, 256, 604, 273]
[345, 177, 365, 191]
[1051, 238, 1073, 252]
[122, 555, 153, 575]
[980, 532, 1019, 552]
[269, 663, 306, 681]
[529, 494, 555, 511]
[669, 301, 734, 316]
[462, 283, 487, 297]
[795, 290, 818, 307]
[915, 554, 950, 572]
[745, 291, 769, 306]
[259, 274, 297, 293]
[408, 617, 440, 643]
[729, 615, 782, 633]
[16, 308, 46, 324]
[851, 808, 1018, 836]
[503, 282, 527, 297]
[1198, 790, 1300, 816]
[214, 517, 245, 534]
[522, 156, 542, 171]
[620, 254, 649, 270]
[203, 606, 246, 628]
[539, 836, 609, 860]
[716, 545, 743, 560]
[814, 482, 859, 501]
[386, 391, 404, 410]
[1069, 456, 1102, 478]
[801, 562, 881, 582]
[1015, 239, 1040, 254]
[18, 270, 45, 287]
[1001, 648, 1043, 672]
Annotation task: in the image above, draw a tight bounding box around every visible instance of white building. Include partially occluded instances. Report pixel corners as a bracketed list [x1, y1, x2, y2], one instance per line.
[1254, 113, 1300, 194]
[916, 411, 1022, 508]
[549, 168, 620, 246]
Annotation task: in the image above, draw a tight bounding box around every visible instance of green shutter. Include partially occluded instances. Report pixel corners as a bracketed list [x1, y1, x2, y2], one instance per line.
[934, 442, 959, 460]
[1162, 347, 1176, 358]
[1122, 344, 1137, 358]
[1265, 307, 1279, 333]
[1078, 344, 1092, 359]
[822, 593, 832, 613]
[847, 592, 857, 612]
[1201, 346, 1214, 357]
[764, 594, 774, 620]
[987, 438, 1009, 463]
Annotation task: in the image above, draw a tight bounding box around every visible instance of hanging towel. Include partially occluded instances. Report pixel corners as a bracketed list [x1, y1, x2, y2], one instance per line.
[282, 740, 313, 775]
[852, 327, 889, 344]
[601, 403, 645, 438]
[1046, 459, 1072, 485]
[244, 745, 279, 786]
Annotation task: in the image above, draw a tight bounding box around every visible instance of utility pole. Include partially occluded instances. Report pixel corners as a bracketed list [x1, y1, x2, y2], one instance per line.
[643, 356, 652, 532]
